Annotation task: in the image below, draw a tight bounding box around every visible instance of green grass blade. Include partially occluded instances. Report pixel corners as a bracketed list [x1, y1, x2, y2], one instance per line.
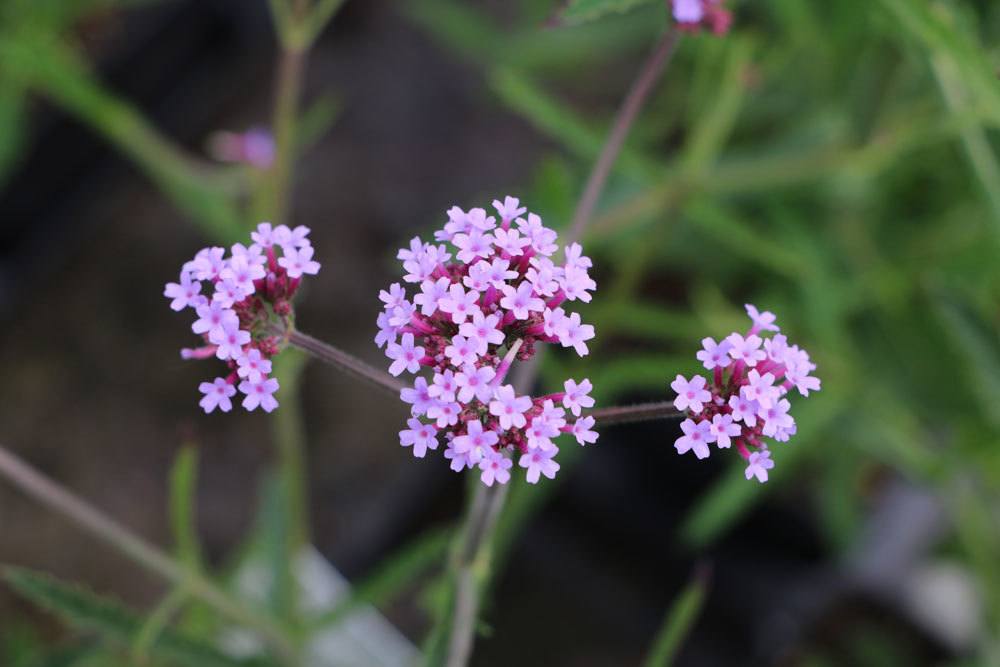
[642, 565, 711, 667]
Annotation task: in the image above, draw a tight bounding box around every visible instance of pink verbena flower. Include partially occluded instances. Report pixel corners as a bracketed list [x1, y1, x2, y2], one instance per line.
[165, 222, 322, 414]
[669, 305, 820, 482]
[378, 196, 599, 485]
[671, 0, 732, 35]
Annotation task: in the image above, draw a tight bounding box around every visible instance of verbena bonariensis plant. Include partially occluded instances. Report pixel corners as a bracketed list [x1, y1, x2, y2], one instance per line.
[163, 222, 320, 413]
[671, 305, 820, 482]
[376, 197, 598, 486]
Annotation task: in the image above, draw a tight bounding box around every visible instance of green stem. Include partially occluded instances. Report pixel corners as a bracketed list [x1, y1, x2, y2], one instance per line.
[270, 45, 307, 226]
[0, 443, 297, 664]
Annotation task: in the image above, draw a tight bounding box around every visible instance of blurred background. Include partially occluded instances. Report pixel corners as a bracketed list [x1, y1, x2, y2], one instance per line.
[1, 0, 999, 665]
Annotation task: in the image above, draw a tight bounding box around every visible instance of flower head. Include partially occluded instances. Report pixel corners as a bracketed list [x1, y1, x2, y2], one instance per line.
[669, 305, 819, 482]
[377, 196, 599, 485]
[166, 223, 320, 413]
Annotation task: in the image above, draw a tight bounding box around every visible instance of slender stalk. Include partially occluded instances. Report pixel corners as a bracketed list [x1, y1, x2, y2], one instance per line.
[566, 27, 681, 246]
[441, 26, 684, 667]
[288, 328, 404, 395]
[445, 483, 508, 667]
[267, 44, 307, 226]
[0, 444, 297, 663]
[589, 401, 683, 426]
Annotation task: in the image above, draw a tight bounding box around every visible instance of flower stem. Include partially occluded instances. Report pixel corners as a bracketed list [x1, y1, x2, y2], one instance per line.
[565, 26, 681, 246]
[588, 401, 683, 426]
[287, 328, 404, 396]
[266, 43, 307, 226]
[0, 443, 297, 664]
[444, 482, 509, 667]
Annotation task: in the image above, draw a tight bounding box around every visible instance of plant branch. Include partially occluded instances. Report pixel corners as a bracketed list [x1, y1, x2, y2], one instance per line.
[566, 27, 681, 246]
[266, 44, 308, 226]
[287, 328, 404, 396]
[444, 482, 508, 667]
[588, 401, 683, 426]
[0, 444, 297, 663]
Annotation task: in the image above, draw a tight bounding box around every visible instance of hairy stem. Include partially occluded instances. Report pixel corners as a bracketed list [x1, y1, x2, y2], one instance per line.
[0, 444, 297, 663]
[288, 328, 404, 396]
[566, 27, 681, 246]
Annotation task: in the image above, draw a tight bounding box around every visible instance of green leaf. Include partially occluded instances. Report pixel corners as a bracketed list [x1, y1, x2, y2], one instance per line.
[169, 445, 203, 571]
[295, 93, 342, 155]
[876, 0, 1000, 127]
[267, 349, 310, 624]
[642, 566, 710, 667]
[0, 80, 28, 189]
[560, 0, 658, 26]
[932, 291, 1000, 429]
[3, 568, 274, 667]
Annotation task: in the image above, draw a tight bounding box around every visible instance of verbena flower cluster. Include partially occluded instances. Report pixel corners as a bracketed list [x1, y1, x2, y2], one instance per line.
[164, 223, 320, 414]
[377, 196, 599, 486]
[671, 0, 732, 34]
[671, 305, 820, 483]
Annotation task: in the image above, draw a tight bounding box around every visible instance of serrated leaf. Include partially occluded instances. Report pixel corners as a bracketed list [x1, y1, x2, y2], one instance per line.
[560, 0, 658, 26]
[3, 568, 275, 667]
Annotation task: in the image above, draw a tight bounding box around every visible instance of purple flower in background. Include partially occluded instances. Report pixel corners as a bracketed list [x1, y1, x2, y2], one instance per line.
[208, 127, 275, 169]
[671, 0, 732, 35]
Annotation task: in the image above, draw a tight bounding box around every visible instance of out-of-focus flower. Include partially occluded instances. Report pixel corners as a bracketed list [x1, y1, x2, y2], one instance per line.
[208, 128, 275, 169]
[671, 0, 732, 35]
